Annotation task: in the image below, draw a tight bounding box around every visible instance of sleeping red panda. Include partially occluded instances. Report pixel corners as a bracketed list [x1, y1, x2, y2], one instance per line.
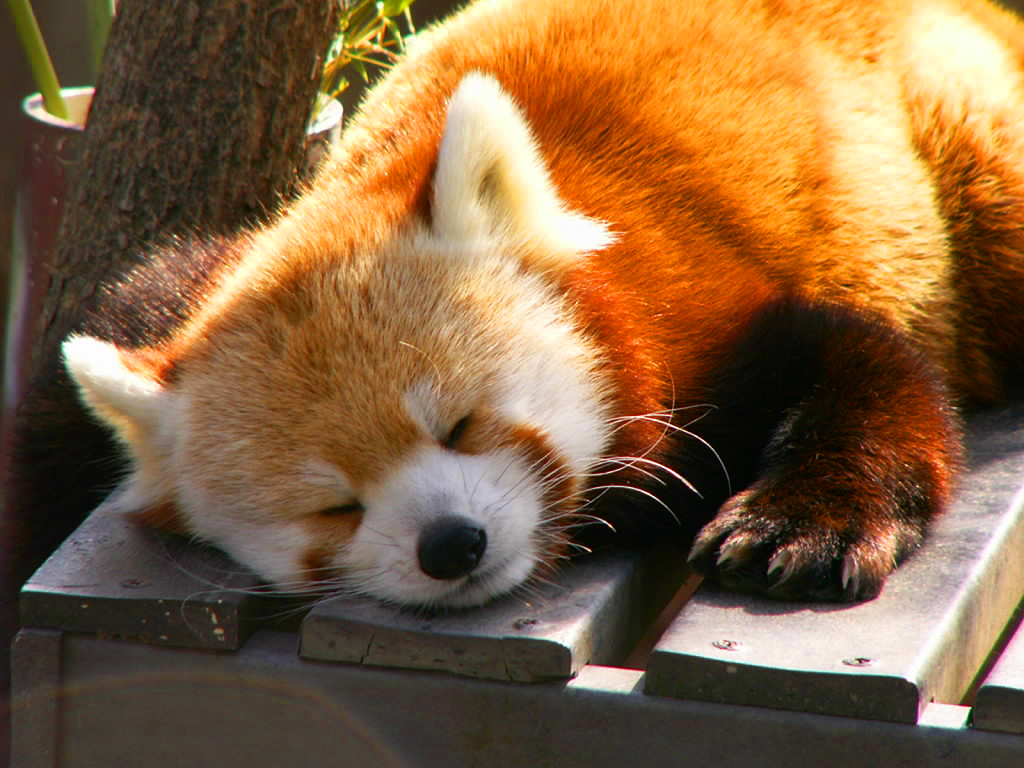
[10, 0, 1024, 609]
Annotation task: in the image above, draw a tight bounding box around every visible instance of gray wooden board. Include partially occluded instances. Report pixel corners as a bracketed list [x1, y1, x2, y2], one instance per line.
[19, 498, 267, 649]
[974, 607, 1024, 734]
[301, 548, 689, 682]
[9, 629, 61, 768]
[19, 492, 689, 673]
[645, 404, 1024, 724]
[11, 629, 1024, 768]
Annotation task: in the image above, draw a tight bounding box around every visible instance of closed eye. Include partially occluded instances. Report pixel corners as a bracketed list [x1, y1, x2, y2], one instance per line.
[443, 415, 472, 450]
[318, 502, 364, 517]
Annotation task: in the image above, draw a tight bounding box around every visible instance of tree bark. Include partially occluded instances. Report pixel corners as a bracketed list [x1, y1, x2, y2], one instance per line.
[1, 0, 340, 716]
[36, 0, 340, 369]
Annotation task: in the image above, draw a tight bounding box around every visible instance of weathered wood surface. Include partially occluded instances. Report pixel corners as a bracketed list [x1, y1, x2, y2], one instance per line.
[9, 629, 1024, 768]
[20, 499, 689, 678]
[644, 404, 1024, 723]
[19, 500, 264, 649]
[12, 407, 1024, 767]
[17, 406, 1024, 713]
[974, 611, 1024, 734]
[301, 549, 691, 682]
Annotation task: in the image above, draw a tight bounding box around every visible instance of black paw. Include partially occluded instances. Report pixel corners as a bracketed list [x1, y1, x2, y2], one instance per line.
[688, 486, 925, 602]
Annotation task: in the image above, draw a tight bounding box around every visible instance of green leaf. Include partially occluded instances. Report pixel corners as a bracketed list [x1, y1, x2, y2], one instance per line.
[6, 0, 68, 119]
[380, 0, 413, 16]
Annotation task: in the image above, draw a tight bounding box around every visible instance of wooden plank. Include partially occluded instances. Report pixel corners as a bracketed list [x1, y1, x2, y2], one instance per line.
[644, 405, 1024, 723]
[9, 629, 62, 768]
[974, 609, 1024, 734]
[11, 629, 1023, 768]
[19, 498, 265, 649]
[20, 474, 689, 669]
[301, 548, 689, 682]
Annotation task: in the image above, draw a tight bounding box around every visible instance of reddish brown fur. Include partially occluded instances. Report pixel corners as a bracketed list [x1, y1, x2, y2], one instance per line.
[12, 0, 1024, 607]
[302, 511, 364, 579]
[130, 502, 188, 535]
[315, 0, 1024, 443]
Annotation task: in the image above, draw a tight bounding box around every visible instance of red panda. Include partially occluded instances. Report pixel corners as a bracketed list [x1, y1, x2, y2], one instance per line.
[10, 0, 1024, 609]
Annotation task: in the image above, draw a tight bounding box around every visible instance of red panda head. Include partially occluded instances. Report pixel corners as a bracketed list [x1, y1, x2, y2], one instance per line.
[62, 74, 616, 608]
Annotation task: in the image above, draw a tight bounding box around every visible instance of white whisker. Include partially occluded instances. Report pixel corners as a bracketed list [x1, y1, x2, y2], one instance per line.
[588, 483, 680, 524]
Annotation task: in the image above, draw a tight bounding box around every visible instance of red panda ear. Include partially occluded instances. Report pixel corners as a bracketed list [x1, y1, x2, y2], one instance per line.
[62, 335, 179, 518]
[431, 73, 614, 276]
[62, 335, 170, 443]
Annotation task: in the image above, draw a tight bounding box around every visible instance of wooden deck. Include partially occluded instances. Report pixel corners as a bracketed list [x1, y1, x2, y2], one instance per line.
[10, 406, 1024, 767]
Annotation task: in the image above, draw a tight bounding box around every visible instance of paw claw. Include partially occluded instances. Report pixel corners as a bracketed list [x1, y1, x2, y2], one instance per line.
[717, 537, 754, 568]
[840, 555, 860, 596]
[767, 549, 800, 586]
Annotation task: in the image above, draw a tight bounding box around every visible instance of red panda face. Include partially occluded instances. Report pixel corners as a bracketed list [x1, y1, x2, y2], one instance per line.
[62, 74, 617, 608]
[167, 239, 614, 607]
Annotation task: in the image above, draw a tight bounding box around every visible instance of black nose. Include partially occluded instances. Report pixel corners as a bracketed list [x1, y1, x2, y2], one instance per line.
[417, 517, 488, 580]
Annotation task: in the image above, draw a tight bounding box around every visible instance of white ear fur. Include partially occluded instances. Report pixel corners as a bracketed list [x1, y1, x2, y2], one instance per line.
[431, 73, 613, 272]
[63, 335, 178, 514]
[62, 335, 167, 440]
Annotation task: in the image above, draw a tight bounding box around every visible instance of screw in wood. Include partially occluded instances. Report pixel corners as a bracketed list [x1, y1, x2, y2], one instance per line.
[842, 657, 876, 667]
[712, 639, 743, 651]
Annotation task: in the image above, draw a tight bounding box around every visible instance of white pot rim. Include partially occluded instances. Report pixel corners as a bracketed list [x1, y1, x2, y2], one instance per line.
[22, 86, 95, 130]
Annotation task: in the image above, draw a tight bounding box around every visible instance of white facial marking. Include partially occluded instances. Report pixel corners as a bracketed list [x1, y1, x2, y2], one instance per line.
[301, 458, 355, 496]
[402, 378, 444, 439]
[339, 445, 542, 607]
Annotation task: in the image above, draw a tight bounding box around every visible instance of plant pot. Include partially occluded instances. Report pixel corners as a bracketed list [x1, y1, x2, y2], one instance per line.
[1, 87, 93, 474]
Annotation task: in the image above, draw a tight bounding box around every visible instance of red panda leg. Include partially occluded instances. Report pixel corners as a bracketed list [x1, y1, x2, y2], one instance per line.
[687, 298, 960, 602]
[903, 20, 1024, 400]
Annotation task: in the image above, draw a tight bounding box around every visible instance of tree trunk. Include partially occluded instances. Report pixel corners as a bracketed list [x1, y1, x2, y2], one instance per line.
[36, 0, 340, 367]
[1, 0, 340, 718]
